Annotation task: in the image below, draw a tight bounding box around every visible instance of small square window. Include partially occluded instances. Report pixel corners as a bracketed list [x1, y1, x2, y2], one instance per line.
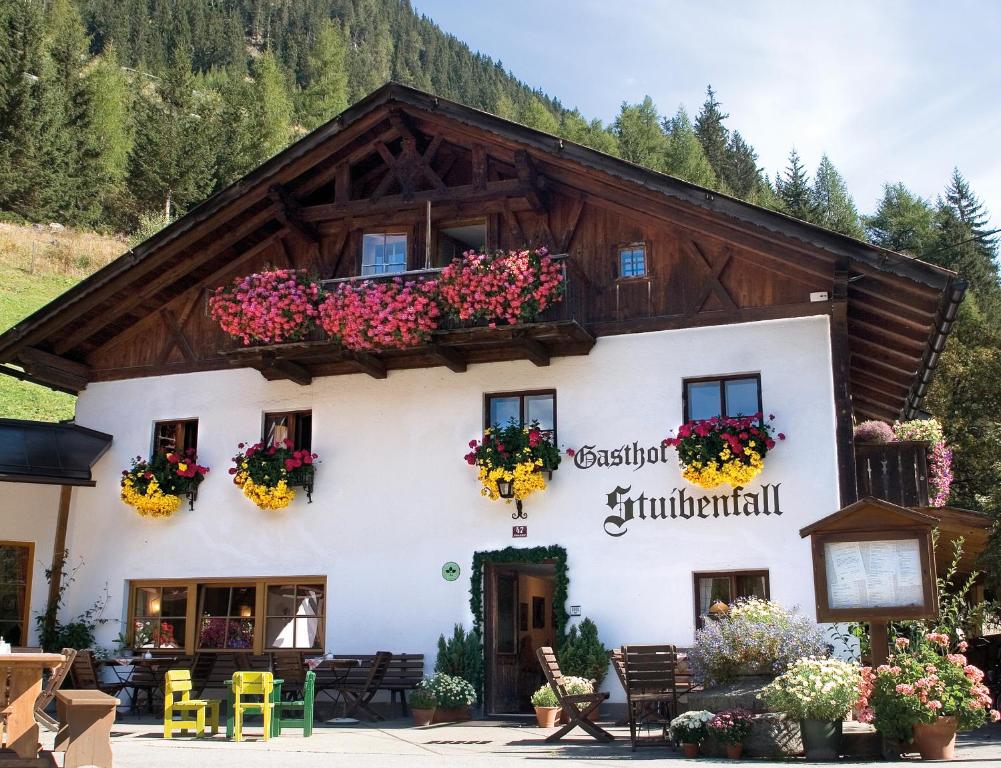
[485, 391, 556, 440]
[694, 570, 770, 627]
[684, 375, 761, 422]
[152, 420, 198, 458]
[619, 245, 647, 278]
[362, 233, 407, 275]
[263, 411, 312, 451]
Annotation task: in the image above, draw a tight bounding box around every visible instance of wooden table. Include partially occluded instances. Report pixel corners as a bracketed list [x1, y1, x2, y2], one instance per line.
[306, 658, 360, 724]
[0, 653, 64, 759]
[53, 690, 118, 768]
[106, 656, 181, 716]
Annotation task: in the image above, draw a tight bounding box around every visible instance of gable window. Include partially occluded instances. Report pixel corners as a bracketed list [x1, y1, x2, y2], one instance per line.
[263, 411, 312, 451]
[618, 244, 647, 278]
[152, 419, 198, 457]
[436, 220, 487, 266]
[684, 374, 761, 422]
[694, 570, 769, 628]
[0, 542, 33, 646]
[485, 390, 556, 440]
[362, 232, 407, 275]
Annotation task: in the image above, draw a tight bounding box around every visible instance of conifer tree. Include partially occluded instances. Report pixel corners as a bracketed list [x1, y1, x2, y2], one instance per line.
[811, 154, 863, 238]
[776, 149, 818, 223]
[299, 19, 349, 130]
[725, 131, 760, 199]
[662, 107, 717, 188]
[520, 95, 559, 134]
[865, 183, 936, 255]
[693, 85, 730, 182]
[613, 96, 667, 171]
[250, 50, 293, 159]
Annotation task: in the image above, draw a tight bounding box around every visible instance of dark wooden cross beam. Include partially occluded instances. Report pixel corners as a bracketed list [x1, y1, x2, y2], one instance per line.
[516, 336, 551, 367]
[17, 347, 91, 391]
[428, 343, 467, 373]
[349, 352, 388, 379]
[555, 195, 586, 254]
[269, 184, 322, 245]
[370, 132, 446, 204]
[471, 144, 488, 191]
[258, 354, 312, 386]
[156, 297, 198, 366]
[513, 150, 548, 213]
[686, 241, 737, 313]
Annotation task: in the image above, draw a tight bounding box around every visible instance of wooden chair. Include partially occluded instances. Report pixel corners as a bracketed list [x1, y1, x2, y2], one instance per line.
[338, 651, 392, 721]
[622, 644, 681, 750]
[535, 646, 613, 743]
[270, 651, 306, 694]
[185, 653, 217, 699]
[230, 671, 274, 742]
[274, 670, 315, 737]
[34, 648, 76, 731]
[163, 669, 220, 739]
[69, 651, 123, 697]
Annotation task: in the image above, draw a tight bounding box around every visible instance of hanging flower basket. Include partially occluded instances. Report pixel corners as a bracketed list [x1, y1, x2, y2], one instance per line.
[120, 449, 209, 518]
[209, 268, 321, 345]
[663, 413, 784, 490]
[465, 421, 561, 502]
[318, 276, 440, 350]
[229, 439, 317, 510]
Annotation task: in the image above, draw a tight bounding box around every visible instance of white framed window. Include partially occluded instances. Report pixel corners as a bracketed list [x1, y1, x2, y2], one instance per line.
[361, 232, 407, 275]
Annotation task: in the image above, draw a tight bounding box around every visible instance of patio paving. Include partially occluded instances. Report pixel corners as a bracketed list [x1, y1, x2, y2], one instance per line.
[38, 717, 1001, 767]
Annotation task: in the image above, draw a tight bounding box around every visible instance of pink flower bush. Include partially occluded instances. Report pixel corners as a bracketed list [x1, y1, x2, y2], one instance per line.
[437, 248, 564, 326]
[319, 278, 441, 351]
[209, 268, 320, 345]
[893, 419, 952, 506]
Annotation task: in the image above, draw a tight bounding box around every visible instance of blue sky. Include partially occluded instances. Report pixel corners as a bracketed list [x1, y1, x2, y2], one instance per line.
[411, 0, 999, 226]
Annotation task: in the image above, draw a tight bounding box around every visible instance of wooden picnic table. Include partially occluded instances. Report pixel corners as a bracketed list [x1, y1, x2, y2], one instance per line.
[0, 653, 65, 759]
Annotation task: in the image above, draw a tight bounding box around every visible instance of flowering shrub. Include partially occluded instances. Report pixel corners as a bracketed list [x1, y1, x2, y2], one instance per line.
[422, 673, 477, 708]
[706, 709, 753, 745]
[120, 449, 209, 518]
[198, 616, 253, 649]
[209, 268, 321, 345]
[465, 420, 561, 502]
[663, 414, 784, 489]
[854, 420, 895, 443]
[318, 277, 440, 351]
[408, 685, 437, 710]
[669, 710, 715, 743]
[893, 418, 952, 506]
[229, 438, 317, 510]
[437, 248, 564, 326]
[859, 633, 999, 742]
[561, 676, 595, 695]
[689, 599, 829, 686]
[530, 684, 559, 708]
[761, 657, 863, 721]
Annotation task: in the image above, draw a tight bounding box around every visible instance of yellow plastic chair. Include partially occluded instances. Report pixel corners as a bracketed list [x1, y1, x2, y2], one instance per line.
[231, 671, 274, 742]
[163, 669, 220, 739]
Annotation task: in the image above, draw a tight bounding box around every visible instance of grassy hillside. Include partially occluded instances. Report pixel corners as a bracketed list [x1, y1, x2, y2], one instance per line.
[0, 223, 124, 421]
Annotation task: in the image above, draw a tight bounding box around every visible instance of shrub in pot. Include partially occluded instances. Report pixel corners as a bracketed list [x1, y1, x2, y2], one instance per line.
[408, 684, 436, 727]
[435, 624, 483, 697]
[707, 709, 753, 759]
[669, 710, 714, 757]
[530, 684, 559, 728]
[558, 618, 608, 690]
[860, 634, 999, 760]
[762, 658, 863, 761]
[424, 673, 477, 723]
[560, 676, 596, 723]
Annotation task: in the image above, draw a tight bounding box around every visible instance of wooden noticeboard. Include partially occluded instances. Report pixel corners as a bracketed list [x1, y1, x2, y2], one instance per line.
[800, 497, 940, 663]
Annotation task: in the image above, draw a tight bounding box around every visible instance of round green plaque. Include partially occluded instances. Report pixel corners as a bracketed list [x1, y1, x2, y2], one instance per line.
[441, 561, 460, 581]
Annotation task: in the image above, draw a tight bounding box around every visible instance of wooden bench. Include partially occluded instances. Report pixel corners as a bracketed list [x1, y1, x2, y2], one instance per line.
[54, 690, 118, 768]
[314, 654, 424, 714]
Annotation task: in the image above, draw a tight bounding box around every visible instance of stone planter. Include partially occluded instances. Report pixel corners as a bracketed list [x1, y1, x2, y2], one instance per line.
[411, 708, 435, 727]
[433, 706, 472, 723]
[912, 716, 957, 760]
[800, 719, 842, 761]
[534, 706, 559, 728]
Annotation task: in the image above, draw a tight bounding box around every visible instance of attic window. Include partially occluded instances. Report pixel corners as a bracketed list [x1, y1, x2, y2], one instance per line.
[362, 232, 407, 275]
[436, 220, 487, 266]
[618, 244, 647, 278]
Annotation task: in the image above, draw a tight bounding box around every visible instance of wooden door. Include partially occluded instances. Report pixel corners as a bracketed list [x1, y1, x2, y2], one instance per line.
[487, 569, 520, 714]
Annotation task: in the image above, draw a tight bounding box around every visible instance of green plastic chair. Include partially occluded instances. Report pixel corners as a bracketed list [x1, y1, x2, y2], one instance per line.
[274, 670, 315, 737]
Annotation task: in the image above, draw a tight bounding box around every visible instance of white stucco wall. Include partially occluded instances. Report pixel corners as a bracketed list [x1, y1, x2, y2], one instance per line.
[5, 314, 841, 699]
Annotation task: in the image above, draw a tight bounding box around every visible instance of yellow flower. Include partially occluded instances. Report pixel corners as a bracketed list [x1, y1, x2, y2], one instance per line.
[177, 462, 188, 472]
[477, 461, 548, 502]
[120, 477, 181, 518]
[241, 478, 295, 510]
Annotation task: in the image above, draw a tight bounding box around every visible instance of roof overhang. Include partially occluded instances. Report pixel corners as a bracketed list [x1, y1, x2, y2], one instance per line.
[0, 419, 113, 486]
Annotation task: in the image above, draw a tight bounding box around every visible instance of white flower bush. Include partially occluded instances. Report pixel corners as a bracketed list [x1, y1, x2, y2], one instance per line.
[561, 675, 594, 695]
[761, 657, 862, 721]
[423, 673, 477, 708]
[669, 710, 715, 743]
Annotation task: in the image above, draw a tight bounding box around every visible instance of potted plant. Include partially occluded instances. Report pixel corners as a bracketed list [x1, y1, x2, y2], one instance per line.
[464, 420, 561, 503]
[707, 709, 753, 758]
[560, 676, 596, 723]
[424, 673, 477, 723]
[860, 634, 999, 760]
[120, 449, 209, 518]
[559, 618, 608, 690]
[669, 710, 714, 757]
[229, 438, 317, 510]
[531, 684, 559, 728]
[319, 276, 441, 350]
[408, 683, 437, 727]
[761, 657, 862, 761]
[209, 267, 321, 345]
[663, 414, 784, 489]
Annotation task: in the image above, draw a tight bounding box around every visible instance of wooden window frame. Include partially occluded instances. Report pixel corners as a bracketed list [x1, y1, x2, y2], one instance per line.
[616, 241, 650, 281]
[126, 576, 326, 655]
[360, 228, 411, 276]
[151, 419, 199, 459]
[483, 389, 558, 443]
[262, 410, 312, 452]
[0, 540, 34, 646]
[263, 582, 327, 651]
[692, 569, 770, 628]
[683, 373, 762, 423]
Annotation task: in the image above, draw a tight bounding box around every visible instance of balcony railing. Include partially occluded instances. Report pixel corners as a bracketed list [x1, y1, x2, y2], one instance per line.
[855, 440, 930, 508]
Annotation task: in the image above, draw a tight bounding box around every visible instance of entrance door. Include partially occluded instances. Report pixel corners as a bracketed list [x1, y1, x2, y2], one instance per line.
[485, 562, 557, 715]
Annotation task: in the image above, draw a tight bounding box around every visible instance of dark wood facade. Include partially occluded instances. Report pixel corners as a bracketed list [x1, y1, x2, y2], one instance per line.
[0, 84, 963, 435]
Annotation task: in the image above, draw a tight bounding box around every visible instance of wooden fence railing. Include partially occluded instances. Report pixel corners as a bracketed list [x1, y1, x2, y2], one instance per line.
[854, 440, 930, 508]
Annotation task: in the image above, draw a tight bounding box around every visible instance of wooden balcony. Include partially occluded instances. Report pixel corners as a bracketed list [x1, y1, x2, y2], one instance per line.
[222, 255, 596, 383]
[854, 440, 930, 508]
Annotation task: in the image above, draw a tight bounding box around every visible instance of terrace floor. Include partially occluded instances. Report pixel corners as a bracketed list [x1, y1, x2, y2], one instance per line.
[37, 717, 1001, 768]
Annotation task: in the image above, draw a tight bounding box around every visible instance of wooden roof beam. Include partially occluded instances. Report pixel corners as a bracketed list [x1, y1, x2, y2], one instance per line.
[517, 336, 550, 367]
[349, 352, 387, 379]
[428, 343, 467, 373]
[513, 149, 548, 213]
[16, 347, 90, 391]
[269, 184, 321, 245]
[259, 356, 312, 386]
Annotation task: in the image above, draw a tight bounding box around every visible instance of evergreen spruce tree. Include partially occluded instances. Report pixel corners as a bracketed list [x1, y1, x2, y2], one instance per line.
[613, 96, 667, 171]
[725, 131, 760, 199]
[865, 183, 936, 255]
[811, 154, 863, 238]
[250, 50, 293, 159]
[776, 149, 819, 223]
[662, 107, 717, 188]
[299, 19, 349, 130]
[520, 95, 559, 134]
[693, 85, 730, 183]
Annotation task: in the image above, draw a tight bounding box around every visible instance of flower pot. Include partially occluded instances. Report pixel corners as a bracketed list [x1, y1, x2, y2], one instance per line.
[433, 706, 472, 723]
[725, 743, 744, 759]
[411, 708, 435, 727]
[800, 719, 842, 761]
[912, 716, 957, 760]
[681, 742, 700, 758]
[534, 706, 559, 728]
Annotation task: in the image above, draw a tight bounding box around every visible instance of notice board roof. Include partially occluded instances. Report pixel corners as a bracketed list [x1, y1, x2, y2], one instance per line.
[0, 419, 112, 486]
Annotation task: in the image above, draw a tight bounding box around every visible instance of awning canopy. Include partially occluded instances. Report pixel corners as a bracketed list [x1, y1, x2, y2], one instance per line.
[0, 419, 112, 486]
